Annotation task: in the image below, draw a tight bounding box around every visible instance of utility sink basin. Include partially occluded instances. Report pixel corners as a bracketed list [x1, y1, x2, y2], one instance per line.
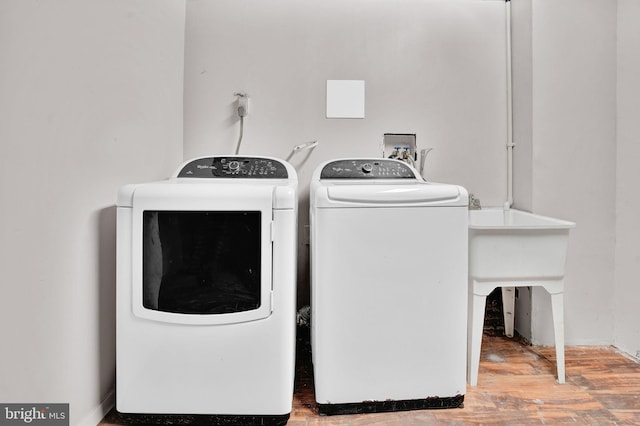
[469, 208, 575, 282]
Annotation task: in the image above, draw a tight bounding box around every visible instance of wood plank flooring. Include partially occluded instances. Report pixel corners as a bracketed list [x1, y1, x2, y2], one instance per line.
[101, 333, 640, 425]
[101, 293, 640, 425]
[286, 333, 640, 425]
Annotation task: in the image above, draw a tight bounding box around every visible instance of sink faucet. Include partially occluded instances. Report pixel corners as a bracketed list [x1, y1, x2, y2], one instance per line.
[469, 193, 481, 210]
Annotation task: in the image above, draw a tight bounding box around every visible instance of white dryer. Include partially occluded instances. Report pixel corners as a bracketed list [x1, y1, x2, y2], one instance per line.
[310, 158, 468, 415]
[116, 156, 297, 425]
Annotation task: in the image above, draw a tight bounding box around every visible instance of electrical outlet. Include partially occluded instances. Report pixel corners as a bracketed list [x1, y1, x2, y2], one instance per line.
[235, 92, 249, 117]
[238, 96, 248, 117]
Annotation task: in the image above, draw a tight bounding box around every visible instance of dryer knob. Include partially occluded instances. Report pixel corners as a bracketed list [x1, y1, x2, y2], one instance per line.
[362, 163, 373, 174]
[228, 161, 241, 171]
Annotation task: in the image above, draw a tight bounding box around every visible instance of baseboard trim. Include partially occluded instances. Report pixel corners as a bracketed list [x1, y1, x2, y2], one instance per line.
[78, 389, 115, 426]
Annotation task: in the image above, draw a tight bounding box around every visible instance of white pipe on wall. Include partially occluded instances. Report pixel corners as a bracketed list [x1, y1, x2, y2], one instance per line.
[505, 0, 515, 209]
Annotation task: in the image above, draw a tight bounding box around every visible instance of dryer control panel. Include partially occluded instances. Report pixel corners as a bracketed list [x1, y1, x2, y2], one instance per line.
[177, 156, 288, 179]
[320, 159, 417, 179]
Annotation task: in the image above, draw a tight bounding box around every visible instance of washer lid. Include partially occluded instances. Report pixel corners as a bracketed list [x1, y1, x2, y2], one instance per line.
[327, 184, 460, 204]
[313, 181, 467, 207]
[326, 184, 462, 204]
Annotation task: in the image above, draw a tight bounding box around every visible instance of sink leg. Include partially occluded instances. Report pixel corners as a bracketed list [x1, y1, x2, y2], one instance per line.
[501, 286, 516, 338]
[550, 291, 566, 383]
[469, 292, 488, 386]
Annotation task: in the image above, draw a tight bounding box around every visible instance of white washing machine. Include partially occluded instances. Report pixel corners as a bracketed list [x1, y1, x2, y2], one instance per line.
[310, 158, 468, 415]
[116, 156, 297, 424]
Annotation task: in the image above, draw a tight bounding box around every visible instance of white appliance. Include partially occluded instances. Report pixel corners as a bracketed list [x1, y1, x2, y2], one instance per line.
[310, 158, 468, 415]
[116, 156, 297, 424]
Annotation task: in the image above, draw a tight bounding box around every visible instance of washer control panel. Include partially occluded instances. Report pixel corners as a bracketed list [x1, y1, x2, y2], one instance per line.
[177, 157, 288, 179]
[320, 159, 417, 179]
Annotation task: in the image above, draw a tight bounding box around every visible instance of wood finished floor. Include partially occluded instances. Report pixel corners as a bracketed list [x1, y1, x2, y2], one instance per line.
[101, 334, 640, 425]
[288, 335, 640, 425]
[102, 294, 640, 425]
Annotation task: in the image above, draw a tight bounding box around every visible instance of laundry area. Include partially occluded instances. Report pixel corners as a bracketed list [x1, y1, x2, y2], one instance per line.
[2, 0, 640, 425]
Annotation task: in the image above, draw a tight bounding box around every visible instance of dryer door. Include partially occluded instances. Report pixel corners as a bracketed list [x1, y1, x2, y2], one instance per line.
[130, 183, 274, 325]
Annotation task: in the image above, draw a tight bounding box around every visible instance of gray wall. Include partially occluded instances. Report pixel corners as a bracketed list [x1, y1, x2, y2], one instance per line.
[0, 1, 185, 424]
[1, 1, 639, 422]
[511, 0, 618, 346]
[184, 0, 510, 305]
[184, 0, 637, 351]
[615, 0, 640, 359]
[511, 0, 533, 213]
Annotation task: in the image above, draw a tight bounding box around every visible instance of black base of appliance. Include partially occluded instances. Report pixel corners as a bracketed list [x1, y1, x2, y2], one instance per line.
[113, 411, 290, 425]
[317, 395, 464, 416]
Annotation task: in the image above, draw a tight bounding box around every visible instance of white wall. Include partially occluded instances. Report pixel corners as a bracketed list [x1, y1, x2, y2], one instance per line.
[185, 0, 626, 349]
[511, 0, 533, 212]
[0, 1, 184, 424]
[614, 0, 640, 359]
[511, 0, 617, 346]
[184, 0, 509, 304]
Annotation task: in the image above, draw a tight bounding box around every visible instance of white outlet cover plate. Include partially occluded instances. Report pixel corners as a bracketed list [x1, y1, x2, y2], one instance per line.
[326, 80, 365, 119]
